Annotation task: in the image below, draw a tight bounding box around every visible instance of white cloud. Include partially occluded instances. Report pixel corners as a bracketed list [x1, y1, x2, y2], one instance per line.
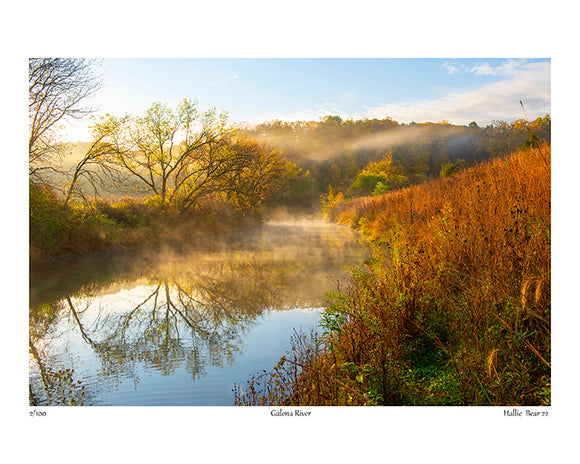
[470, 62, 495, 75]
[471, 58, 527, 76]
[225, 73, 239, 84]
[208, 72, 240, 86]
[442, 62, 462, 74]
[363, 60, 550, 125]
[442, 59, 531, 77]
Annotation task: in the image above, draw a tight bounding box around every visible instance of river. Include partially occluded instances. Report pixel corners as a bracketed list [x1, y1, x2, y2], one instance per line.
[29, 218, 369, 406]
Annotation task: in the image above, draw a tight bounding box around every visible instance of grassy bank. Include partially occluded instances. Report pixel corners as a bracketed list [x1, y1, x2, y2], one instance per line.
[235, 143, 551, 406]
[29, 184, 260, 264]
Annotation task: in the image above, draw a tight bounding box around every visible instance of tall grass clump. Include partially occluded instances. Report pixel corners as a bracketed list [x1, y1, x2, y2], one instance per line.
[238, 143, 550, 406]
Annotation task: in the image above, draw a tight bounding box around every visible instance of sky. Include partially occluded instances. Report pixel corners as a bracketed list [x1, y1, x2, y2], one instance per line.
[62, 57, 551, 141]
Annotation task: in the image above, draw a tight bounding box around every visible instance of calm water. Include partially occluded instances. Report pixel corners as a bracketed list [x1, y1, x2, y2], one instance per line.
[29, 219, 369, 406]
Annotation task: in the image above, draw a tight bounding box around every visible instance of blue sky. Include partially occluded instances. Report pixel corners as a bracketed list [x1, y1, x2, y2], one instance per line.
[63, 57, 550, 141]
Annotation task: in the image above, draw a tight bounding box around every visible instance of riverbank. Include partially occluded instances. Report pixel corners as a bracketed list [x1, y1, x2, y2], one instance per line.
[29, 185, 264, 267]
[236, 143, 551, 406]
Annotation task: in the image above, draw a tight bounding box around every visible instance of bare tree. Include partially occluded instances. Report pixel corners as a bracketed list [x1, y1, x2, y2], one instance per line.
[63, 132, 129, 205]
[29, 58, 102, 182]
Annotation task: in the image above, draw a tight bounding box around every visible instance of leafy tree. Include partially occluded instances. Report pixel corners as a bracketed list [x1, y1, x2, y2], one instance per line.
[521, 115, 551, 149]
[439, 159, 467, 178]
[90, 100, 285, 213]
[323, 115, 343, 125]
[532, 114, 551, 142]
[372, 181, 389, 196]
[267, 162, 316, 209]
[92, 100, 230, 209]
[321, 187, 344, 218]
[350, 172, 387, 196]
[440, 162, 459, 178]
[349, 152, 408, 196]
[214, 137, 288, 212]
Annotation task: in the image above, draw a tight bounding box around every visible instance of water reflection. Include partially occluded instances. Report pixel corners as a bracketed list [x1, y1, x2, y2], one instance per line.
[29, 219, 368, 406]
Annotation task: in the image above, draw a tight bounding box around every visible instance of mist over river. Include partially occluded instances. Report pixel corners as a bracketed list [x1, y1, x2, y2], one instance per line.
[29, 218, 369, 406]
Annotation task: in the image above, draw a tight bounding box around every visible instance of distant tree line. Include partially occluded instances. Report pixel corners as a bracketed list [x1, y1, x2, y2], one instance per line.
[245, 113, 551, 207]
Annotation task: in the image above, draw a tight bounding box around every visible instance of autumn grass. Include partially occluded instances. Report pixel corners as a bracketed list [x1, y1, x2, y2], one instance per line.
[236, 143, 550, 406]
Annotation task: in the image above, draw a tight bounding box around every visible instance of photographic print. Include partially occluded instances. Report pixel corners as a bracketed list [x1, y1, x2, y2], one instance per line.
[28, 58, 551, 408]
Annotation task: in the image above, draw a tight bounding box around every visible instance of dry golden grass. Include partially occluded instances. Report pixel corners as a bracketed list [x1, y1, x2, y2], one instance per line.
[238, 143, 551, 406]
[329, 143, 551, 405]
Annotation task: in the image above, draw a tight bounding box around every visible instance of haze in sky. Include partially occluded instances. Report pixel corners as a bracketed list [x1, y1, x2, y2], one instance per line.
[62, 58, 550, 142]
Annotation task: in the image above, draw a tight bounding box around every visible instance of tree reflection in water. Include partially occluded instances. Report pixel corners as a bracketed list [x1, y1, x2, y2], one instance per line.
[29, 220, 368, 405]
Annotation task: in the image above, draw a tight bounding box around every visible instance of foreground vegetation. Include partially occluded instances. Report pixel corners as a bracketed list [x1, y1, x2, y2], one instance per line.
[235, 143, 550, 406]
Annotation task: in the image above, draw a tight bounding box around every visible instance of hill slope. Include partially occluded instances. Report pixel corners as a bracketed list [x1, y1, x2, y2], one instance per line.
[237, 143, 551, 406]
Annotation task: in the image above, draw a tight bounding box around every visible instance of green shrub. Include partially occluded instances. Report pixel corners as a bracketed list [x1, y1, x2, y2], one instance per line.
[29, 184, 73, 256]
[30, 184, 122, 257]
